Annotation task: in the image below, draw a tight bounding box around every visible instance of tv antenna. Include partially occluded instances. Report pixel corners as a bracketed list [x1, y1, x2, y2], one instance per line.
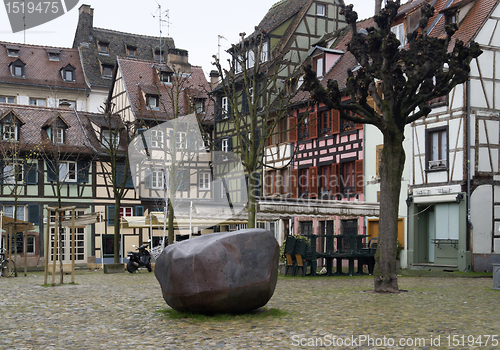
[217, 35, 227, 60]
[152, 3, 171, 62]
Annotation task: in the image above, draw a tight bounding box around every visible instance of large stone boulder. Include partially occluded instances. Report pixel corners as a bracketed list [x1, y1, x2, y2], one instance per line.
[154, 229, 279, 314]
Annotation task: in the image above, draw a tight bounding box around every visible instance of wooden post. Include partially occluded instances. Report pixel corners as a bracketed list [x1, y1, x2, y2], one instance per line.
[71, 208, 75, 284]
[51, 211, 58, 286]
[44, 207, 51, 285]
[24, 224, 27, 277]
[7, 226, 11, 276]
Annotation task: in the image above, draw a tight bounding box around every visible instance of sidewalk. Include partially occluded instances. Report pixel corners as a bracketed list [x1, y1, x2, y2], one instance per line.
[0, 271, 498, 349]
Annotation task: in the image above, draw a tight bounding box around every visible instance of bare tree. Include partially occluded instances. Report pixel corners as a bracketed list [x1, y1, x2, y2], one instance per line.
[94, 105, 135, 264]
[302, 1, 481, 292]
[212, 31, 301, 227]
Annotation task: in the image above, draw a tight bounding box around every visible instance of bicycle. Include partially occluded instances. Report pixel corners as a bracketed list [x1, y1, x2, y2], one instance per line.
[0, 249, 16, 277]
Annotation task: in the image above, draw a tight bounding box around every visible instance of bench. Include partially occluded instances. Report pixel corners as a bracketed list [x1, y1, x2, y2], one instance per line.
[303, 234, 377, 276]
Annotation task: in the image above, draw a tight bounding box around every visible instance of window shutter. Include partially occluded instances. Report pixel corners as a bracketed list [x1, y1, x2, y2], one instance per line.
[291, 168, 299, 198]
[309, 112, 318, 139]
[46, 162, 56, 182]
[214, 179, 221, 202]
[187, 132, 197, 149]
[135, 206, 144, 216]
[77, 161, 89, 183]
[117, 164, 125, 185]
[355, 159, 363, 193]
[107, 206, 115, 226]
[254, 172, 262, 197]
[0, 160, 4, 184]
[309, 166, 318, 198]
[28, 204, 39, 225]
[228, 137, 233, 151]
[332, 110, 340, 134]
[144, 168, 151, 188]
[331, 163, 340, 196]
[26, 163, 37, 185]
[289, 117, 298, 143]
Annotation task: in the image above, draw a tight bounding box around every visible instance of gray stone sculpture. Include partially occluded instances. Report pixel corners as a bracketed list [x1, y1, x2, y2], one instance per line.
[155, 229, 279, 314]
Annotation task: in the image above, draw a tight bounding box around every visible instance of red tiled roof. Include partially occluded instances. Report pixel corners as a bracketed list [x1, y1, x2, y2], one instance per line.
[0, 104, 99, 154]
[0, 42, 89, 91]
[117, 57, 213, 123]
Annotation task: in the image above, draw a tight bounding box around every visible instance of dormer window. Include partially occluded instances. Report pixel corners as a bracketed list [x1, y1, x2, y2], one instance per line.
[160, 71, 172, 83]
[0, 112, 24, 142]
[98, 42, 109, 54]
[146, 94, 159, 110]
[316, 4, 326, 16]
[7, 48, 19, 57]
[127, 46, 137, 57]
[9, 59, 25, 78]
[42, 116, 69, 144]
[154, 50, 164, 61]
[194, 98, 205, 113]
[445, 11, 457, 25]
[102, 64, 114, 78]
[101, 129, 120, 147]
[47, 49, 61, 61]
[391, 23, 405, 48]
[61, 64, 76, 82]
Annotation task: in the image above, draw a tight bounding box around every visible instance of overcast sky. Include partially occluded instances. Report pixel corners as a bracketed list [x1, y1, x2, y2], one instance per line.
[0, 1, 374, 78]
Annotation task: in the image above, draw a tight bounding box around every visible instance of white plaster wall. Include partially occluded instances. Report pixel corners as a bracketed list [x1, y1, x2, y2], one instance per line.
[88, 90, 108, 113]
[471, 185, 493, 254]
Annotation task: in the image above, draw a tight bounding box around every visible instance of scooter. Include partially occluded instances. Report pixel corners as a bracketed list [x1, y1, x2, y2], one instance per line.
[126, 242, 152, 273]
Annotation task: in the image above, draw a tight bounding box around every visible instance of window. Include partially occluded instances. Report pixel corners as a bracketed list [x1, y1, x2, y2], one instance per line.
[160, 71, 172, 83]
[427, 127, 448, 170]
[314, 56, 324, 77]
[155, 50, 164, 61]
[7, 49, 19, 57]
[61, 65, 76, 82]
[320, 110, 331, 135]
[119, 207, 133, 218]
[27, 236, 35, 255]
[52, 127, 64, 144]
[426, 94, 448, 108]
[199, 172, 210, 190]
[146, 95, 159, 110]
[4, 205, 25, 221]
[445, 11, 457, 25]
[247, 50, 255, 69]
[98, 42, 109, 54]
[175, 132, 186, 149]
[150, 129, 163, 148]
[221, 96, 229, 118]
[127, 46, 137, 57]
[59, 161, 77, 182]
[391, 23, 405, 48]
[342, 162, 356, 194]
[152, 170, 164, 189]
[29, 98, 46, 107]
[316, 4, 326, 16]
[2, 123, 18, 141]
[48, 52, 60, 61]
[261, 41, 269, 63]
[319, 165, 331, 197]
[221, 138, 229, 152]
[194, 99, 205, 113]
[102, 65, 113, 77]
[102, 129, 120, 147]
[10, 60, 25, 78]
[3, 163, 23, 184]
[0, 96, 15, 104]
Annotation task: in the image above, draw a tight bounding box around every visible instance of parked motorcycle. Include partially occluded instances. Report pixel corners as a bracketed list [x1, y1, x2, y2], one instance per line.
[126, 242, 152, 273]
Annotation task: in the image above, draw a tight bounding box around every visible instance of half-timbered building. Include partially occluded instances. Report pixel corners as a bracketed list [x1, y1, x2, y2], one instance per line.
[0, 104, 101, 267]
[406, 0, 500, 272]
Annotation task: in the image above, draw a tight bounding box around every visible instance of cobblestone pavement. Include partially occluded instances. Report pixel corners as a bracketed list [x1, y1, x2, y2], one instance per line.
[0, 271, 499, 349]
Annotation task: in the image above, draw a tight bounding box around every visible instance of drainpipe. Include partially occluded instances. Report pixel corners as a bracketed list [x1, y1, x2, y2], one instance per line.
[466, 76, 471, 251]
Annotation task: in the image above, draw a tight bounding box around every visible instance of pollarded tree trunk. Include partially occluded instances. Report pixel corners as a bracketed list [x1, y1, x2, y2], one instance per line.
[374, 129, 405, 293]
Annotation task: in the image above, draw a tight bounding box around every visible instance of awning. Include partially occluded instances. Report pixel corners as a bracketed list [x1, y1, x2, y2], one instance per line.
[1, 216, 35, 232]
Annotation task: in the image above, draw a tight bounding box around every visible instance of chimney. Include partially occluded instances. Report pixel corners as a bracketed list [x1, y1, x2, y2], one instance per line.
[59, 99, 72, 109]
[72, 4, 94, 48]
[166, 48, 191, 74]
[209, 70, 220, 90]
